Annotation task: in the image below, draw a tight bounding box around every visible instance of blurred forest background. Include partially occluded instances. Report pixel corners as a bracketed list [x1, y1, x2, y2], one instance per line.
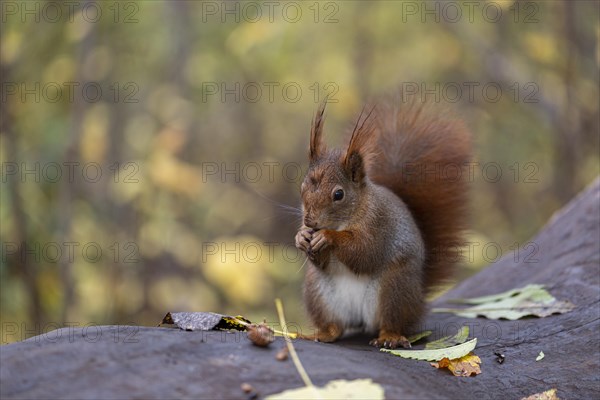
[1, 0, 598, 343]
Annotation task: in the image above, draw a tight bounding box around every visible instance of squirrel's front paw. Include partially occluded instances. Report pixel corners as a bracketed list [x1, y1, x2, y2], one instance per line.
[295, 227, 313, 253]
[310, 230, 331, 254]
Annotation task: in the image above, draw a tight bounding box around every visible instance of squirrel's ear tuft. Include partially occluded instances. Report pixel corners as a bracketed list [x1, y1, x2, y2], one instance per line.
[309, 100, 327, 161]
[344, 104, 376, 183]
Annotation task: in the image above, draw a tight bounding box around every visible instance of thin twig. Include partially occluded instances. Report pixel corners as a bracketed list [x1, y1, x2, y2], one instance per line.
[232, 317, 296, 339]
[274, 298, 317, 393]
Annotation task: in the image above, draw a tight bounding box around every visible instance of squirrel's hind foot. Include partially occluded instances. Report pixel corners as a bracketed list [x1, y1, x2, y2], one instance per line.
[299, 323, 343, 343]
[369, 332, 411, 349]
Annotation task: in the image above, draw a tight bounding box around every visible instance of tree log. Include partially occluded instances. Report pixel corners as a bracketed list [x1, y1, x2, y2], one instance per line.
[2, 179, 598, 399]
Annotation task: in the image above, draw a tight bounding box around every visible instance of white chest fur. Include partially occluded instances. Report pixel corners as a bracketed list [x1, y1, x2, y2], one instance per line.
[316, 257, 381, 333]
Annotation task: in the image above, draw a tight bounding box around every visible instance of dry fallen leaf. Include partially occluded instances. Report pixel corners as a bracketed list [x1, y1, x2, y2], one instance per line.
[431, 352, 481, 377]
[432, 284, 575, 320]
[159, 311, 296, 338]
[521, 388, 559, 400]
[265, 379, 384, 400]
[160, 312, 250, 331]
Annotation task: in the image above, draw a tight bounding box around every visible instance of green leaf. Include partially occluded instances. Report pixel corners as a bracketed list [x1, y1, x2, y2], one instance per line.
[265, 379, 385, 400]
[432, 285, 575, 320]
[381, 338, 477, 361]
[407, 330, 432, 344]
[425, 326, 469, 349]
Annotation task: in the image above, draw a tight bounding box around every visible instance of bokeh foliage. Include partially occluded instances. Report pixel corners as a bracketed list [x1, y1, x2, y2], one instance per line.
[1, 0, 598, 343]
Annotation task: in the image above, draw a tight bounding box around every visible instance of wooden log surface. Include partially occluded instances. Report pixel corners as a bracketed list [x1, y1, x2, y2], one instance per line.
[1, 178, 598, 399]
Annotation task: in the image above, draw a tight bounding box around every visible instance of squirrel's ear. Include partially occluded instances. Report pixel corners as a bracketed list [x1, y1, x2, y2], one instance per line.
[309, 100, 327, 161]
[345, 151, 366, 183]
[344, 105, 376, 183]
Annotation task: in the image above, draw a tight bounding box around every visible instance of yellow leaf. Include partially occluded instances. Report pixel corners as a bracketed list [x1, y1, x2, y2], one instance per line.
[265, 379, 384, 400]
[521, 388, 560, 400]
[431, 352, 481, 377]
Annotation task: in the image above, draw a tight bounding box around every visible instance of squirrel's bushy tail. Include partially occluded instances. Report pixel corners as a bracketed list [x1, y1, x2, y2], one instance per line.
[369, 92, 472, 290]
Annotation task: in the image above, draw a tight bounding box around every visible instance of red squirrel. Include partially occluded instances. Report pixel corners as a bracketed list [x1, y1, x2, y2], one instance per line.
[295, 92, 471, 349]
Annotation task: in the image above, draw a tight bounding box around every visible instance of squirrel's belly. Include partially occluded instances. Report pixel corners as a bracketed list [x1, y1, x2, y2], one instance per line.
[318, 257, 380, 333]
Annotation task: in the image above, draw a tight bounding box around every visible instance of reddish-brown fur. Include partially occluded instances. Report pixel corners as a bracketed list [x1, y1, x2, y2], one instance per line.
[369, 93, 472, 289]
[296, 91, 471, 348]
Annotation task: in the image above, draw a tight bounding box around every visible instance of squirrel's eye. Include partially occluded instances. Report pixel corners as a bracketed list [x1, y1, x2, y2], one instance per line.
[333, 189, 344, 201]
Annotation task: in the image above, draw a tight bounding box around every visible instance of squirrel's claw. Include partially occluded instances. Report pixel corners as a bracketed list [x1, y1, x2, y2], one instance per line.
[369, 335, 411, 349]
[295, 227, 313, 253]
[310, 230, 330, 253]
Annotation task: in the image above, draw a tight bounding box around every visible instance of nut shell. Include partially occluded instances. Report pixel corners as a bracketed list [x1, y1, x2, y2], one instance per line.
[247, 323, 274, 347]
